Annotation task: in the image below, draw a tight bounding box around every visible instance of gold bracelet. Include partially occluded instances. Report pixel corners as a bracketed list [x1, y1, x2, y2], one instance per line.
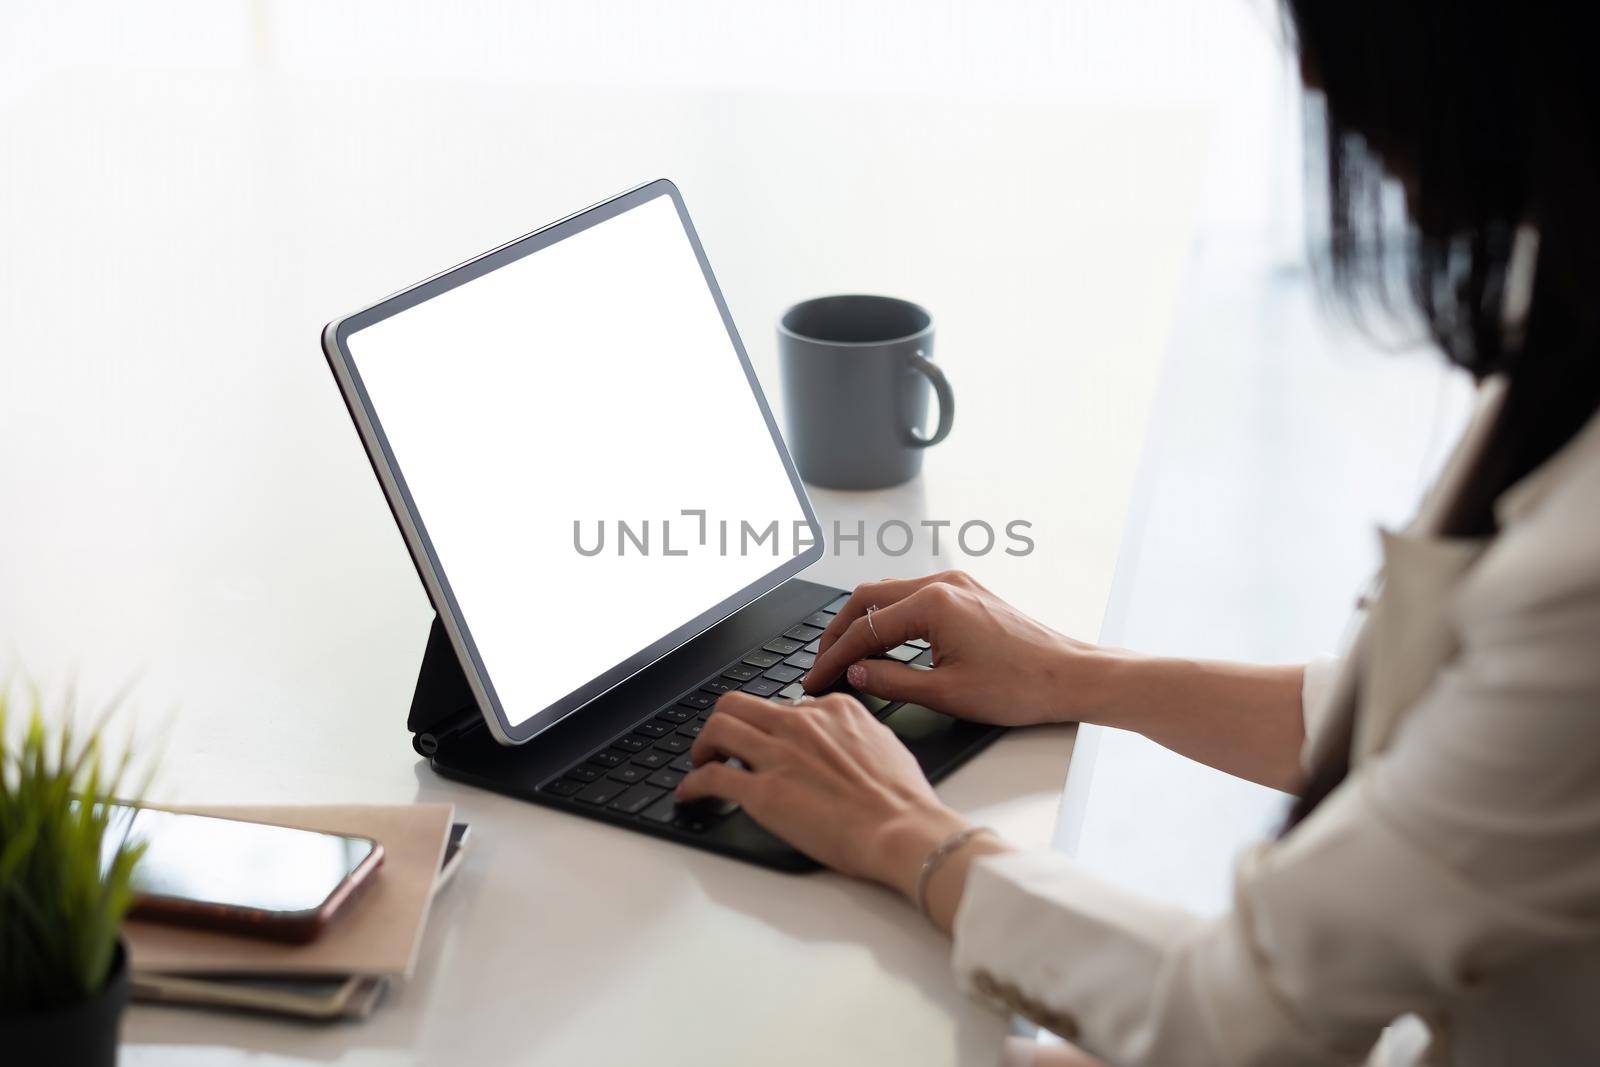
[915, 825, 994, 923]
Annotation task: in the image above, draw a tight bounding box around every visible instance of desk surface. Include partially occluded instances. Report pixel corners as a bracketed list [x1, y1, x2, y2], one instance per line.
[0, 72, 1200, 1065]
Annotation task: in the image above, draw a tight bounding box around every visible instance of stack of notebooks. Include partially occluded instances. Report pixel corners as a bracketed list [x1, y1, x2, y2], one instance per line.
[122, 803, 468, 1021]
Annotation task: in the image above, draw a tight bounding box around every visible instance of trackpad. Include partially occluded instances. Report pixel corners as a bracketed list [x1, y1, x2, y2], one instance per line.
[884, 702, 960, 743]
[884, 702, 1006, 779]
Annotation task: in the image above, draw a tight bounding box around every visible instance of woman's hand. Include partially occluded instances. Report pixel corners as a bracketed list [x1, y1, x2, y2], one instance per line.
[802, 571, 1124, 727]
[676, 691, 989, 902]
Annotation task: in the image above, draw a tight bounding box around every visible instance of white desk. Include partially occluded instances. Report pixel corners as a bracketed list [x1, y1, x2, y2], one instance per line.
[0, 71, 1200, 1065]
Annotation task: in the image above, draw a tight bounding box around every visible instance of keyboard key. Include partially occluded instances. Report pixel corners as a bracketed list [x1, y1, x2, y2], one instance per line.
[742, 650, 783, 669]
[612, 736, 648, 754]
[588, 750, 625, 768]
[677, 721, 703, 738]
[543, 777, 584, 797]
[784, 624, 824, 642]
[763, 663, 804, 684]
[657, 707, 693, 724]
[784, 650, 816, 670]
[762, 637, 804, 656]
[723, 662, 762, 682]
[608, 784, 666, 815]
[656, 735, 692, 755]
[886, 644, 920, 663]
[634, 721, 671, 738]
[912, 648, 935, 669]
[804, 638, 821, 653]
[576, 779, 628, 806]
[701, 677, 740, 695]
[677, 691, 716, 711]
[609, 764, 650, 784]
[742, 677, 783, 697]
[632, 749, 671, 769]
[641, 794, 680, 824]
[648, 769, 684, 790]
[565, 764, 602, 783]
[822, 594, 849, 613]
[777, 682, 806, 701]
[803, 611, 834, 629]
[669, 753, 696, 773]
[908, 637, 931, 649]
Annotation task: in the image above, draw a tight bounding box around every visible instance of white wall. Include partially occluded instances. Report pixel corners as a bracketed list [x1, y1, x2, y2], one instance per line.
[1, 0, 1301, 244]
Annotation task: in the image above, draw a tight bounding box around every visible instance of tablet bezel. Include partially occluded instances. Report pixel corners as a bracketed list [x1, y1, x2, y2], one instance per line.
[321, 179, 824, 746]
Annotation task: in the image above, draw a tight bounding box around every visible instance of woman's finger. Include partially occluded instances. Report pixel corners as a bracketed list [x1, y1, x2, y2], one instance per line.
[689, 709, 783, 768]
[843, 658, 942, 706]
[816, 575, 944, 654]
[803, 590, 930, 692]
[675, 758, 758, 805]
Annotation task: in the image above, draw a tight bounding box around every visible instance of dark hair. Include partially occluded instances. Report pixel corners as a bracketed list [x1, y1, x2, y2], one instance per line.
[1282, 2, 1600, 829]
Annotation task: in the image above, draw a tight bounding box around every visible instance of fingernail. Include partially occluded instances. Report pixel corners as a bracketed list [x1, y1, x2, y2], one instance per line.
[847, 663, 867, 688]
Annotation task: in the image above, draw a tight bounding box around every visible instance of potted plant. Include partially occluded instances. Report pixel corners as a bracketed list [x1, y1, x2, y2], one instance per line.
[0, 686, 146, 1067]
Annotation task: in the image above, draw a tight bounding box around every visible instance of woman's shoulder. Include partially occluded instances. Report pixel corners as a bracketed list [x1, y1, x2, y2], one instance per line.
[1458, 409, 1600, 672]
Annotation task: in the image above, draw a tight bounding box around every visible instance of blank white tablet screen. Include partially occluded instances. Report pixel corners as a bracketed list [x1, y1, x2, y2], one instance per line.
[347, 193, 809, 732]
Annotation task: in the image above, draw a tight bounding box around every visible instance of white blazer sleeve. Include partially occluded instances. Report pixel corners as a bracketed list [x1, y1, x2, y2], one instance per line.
[951, 535, 1600, 1065]
[1299, 654, 1343, 771]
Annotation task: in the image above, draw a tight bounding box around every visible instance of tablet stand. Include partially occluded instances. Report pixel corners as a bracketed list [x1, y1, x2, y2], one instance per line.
[407, 615, 485, 756]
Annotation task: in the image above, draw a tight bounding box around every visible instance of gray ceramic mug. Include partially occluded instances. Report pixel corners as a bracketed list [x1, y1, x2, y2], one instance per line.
[777, 295, 954, 490]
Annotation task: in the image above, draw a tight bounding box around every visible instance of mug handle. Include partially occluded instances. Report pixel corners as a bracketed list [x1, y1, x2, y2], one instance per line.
[907, 350, 954, 448]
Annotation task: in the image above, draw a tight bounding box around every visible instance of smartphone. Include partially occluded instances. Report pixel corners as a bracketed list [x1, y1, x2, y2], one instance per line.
[104, 805, 384, 943]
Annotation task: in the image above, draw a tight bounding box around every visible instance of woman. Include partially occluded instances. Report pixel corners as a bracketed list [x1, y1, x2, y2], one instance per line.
[676, 4, 1600, 1065]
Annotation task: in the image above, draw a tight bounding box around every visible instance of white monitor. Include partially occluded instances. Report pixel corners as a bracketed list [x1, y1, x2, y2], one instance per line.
[323, 181, 821, 744]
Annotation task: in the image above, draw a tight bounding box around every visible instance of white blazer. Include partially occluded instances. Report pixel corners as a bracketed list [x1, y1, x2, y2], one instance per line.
[951, 376, 1600, 1066]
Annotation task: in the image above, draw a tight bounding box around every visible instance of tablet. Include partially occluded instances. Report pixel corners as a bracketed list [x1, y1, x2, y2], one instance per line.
[322, 180, 822, 745]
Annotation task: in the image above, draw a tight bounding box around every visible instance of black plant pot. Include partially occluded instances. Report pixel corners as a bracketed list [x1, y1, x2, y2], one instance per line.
[0, 941, 130, 1067]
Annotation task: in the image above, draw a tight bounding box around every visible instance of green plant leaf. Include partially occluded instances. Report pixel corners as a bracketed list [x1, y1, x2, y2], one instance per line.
[0, 682, 150, 1009]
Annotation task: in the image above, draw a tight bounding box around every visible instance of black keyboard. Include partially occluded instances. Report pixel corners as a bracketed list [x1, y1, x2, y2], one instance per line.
[538, 592, 934, 833]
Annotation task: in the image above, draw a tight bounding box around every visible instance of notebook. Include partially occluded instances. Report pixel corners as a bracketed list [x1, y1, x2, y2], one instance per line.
[128, 821, 471, 1020]
[124, 803, 455, 979]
